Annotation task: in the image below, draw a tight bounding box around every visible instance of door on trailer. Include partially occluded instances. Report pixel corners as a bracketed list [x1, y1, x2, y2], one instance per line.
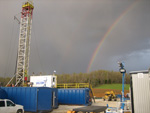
[52, 91, 55, 107]
[52, 76, 57, 88]
[85, 89, 91, 104]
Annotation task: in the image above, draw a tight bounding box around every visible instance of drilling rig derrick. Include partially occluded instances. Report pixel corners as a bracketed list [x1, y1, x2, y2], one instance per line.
[15, 0, 34, 86]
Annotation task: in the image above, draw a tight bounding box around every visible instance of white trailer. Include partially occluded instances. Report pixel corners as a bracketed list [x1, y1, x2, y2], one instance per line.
[30, 75, 57, 88]
[130, 70, 150, 113]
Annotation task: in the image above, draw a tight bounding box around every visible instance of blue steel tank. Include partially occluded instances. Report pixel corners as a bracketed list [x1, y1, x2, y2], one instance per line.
[1, 87, 58, 112]
[0, 88, 8, 99]
[58, 88, 92, 106]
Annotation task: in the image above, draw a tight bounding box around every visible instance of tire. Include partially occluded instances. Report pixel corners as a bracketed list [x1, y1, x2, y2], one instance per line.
[108, 96, 112, 101]
[17, 109, 23, 113]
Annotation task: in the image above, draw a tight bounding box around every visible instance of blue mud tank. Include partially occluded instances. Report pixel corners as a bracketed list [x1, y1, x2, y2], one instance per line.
[58, 88, 92, 106]
[2, 87, 58, 112]
[0, 88, 8, 99]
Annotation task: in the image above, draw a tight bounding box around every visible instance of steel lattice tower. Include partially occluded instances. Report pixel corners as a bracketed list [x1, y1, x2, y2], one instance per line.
[15, 1, 34, 86]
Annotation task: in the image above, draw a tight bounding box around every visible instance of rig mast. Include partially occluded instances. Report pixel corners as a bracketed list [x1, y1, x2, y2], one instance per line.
[15, 1, 34, 86]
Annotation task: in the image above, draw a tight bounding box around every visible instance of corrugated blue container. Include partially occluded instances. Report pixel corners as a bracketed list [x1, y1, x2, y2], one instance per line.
[2, 87, 57, 112]
[58, 88, 92, 106]
[0, 88, 8, 99]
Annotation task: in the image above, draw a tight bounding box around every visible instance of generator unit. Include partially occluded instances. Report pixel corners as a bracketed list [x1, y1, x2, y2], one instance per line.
[130, 70, 150, 113]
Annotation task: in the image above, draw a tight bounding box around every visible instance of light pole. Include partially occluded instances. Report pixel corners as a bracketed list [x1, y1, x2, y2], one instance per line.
[118, 62, 126, 111]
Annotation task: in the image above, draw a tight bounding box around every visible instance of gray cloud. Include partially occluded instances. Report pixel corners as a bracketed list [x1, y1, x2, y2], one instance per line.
[0, 0, 150, 77]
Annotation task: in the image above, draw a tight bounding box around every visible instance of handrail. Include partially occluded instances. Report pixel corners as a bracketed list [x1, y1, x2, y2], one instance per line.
[57, 83, 90, 88]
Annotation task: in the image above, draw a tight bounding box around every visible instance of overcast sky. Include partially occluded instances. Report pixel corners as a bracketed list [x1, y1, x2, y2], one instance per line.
[0, 0, 150, 77]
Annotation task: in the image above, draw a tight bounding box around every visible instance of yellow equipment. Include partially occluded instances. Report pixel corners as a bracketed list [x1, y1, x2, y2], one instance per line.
[103, 91, 117, 101]
[67, 111, 76, 113]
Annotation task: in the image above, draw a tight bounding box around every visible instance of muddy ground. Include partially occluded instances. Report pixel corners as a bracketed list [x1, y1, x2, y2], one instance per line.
[93, 89, 129, 97]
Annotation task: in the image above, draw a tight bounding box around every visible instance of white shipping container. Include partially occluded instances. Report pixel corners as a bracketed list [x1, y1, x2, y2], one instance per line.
[30, 75, 57, 88]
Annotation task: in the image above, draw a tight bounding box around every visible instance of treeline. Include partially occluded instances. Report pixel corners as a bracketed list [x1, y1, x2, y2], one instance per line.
[57, 70, 130, 87]
[0, 70, 130, 87]
[0, 77, 11, 86]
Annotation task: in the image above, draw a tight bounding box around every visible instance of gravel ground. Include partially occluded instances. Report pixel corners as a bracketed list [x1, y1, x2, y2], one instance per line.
[51, 99, 119, 113]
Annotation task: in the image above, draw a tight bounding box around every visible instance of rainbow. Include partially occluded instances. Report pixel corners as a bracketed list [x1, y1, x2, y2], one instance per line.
[87, 0, 140, 73]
